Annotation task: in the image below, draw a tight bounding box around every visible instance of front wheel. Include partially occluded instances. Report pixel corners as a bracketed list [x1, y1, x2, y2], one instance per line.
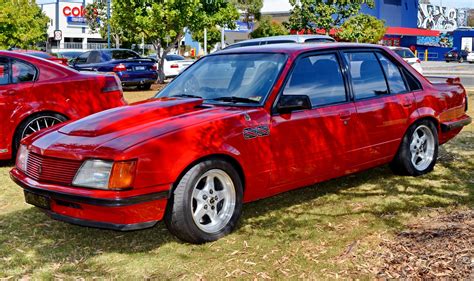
[165, 159, 243, 244]
[390, 120, 438, 176]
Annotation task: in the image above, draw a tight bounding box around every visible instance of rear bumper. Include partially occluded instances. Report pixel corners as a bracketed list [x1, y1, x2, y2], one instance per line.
[10, 168, 169, 231]
[121, 79, 157, 86]
[441, 115, 472, 132]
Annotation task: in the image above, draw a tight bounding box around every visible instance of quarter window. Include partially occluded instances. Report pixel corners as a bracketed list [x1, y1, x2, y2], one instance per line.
[344, 52, 388, 99]
[284, 53, 347, 107]
[75, 51, 90, 64]
[0, 58, 9, 85]
[376, 53, 408, 94]
[11, 60, 36, 83]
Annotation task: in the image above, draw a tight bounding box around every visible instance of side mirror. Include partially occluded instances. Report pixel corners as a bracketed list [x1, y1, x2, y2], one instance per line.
[277, 95, 312, 114]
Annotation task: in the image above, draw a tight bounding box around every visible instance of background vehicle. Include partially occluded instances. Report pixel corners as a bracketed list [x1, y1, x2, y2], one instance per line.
[71, 49, 158, 90]
[467, 52, 474, 63]
[445, 49, 469, 63]
[225, 34, 335, 49]
[11, 44, 470, 244]
[389, 46, 423, 74]
[0, 51, 126, 160]
[55, 51, 84, 64]
[148, 54, 195, 79]
[12, 50, 68, 66]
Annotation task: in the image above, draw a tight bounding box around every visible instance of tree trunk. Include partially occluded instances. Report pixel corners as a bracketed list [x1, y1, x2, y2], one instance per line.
[114, 34, 120, 49]
[153, 40, 166, 84]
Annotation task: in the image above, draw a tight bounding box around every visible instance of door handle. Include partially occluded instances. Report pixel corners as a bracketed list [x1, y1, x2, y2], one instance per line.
[402, 99, 413, 108]
[339, 111, 351, 120]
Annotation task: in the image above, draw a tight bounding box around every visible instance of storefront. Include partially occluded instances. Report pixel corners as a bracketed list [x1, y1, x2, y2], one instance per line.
[37, 0, 106, 52]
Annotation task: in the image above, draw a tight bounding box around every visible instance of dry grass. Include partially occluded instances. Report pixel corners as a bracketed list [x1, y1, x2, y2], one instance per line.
[0, 91, 472, 279]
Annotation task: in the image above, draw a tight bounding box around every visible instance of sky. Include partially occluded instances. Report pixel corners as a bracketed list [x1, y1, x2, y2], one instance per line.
[262, 0, 474, 13]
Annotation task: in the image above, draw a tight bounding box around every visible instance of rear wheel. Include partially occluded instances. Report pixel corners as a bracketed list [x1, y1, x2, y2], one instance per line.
[165, 159, 243, 244]
[13, 113, 67, 154]
[390, 120, 438, 176]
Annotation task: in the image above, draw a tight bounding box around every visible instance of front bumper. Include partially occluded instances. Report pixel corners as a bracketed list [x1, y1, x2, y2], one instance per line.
[10, 168, 169, 231]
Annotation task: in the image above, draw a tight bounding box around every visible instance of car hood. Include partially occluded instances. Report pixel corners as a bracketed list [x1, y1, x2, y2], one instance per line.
[59, 97, 206, 137]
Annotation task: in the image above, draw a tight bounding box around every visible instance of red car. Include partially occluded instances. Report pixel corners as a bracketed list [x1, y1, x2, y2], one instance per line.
[12, 50, 69, 66]
[11, 44, 471, 243]
[0, 51, 126, 160]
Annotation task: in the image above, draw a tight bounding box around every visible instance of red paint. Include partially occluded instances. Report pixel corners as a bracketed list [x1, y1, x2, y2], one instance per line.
[63, 6, 85, 17]
[0, 51, 126, 160]
[385, 27, 440, 37]
[10, 44, 470, 229]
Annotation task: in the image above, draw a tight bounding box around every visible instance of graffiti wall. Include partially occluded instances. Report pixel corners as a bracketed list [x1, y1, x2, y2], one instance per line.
[418, 4, 469, 31]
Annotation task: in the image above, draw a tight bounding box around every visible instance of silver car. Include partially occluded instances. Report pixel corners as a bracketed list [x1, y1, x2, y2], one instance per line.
[225, 35, 335, 49]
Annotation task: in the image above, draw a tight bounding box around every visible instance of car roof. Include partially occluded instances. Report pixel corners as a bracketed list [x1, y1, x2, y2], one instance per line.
[216, 42, 388, 56]
[234, 34, 334, 44]
[388, 46, 410, 50]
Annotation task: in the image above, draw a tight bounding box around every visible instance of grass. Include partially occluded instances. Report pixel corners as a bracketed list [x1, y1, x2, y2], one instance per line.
[0, 90, 472, 279]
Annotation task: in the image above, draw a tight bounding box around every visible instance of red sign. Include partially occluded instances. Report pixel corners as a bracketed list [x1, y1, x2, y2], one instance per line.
[63, 6, 85, 17]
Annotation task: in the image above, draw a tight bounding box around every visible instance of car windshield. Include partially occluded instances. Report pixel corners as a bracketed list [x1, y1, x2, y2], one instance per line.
[156, 53, 287, 105]
[394, 49, 415, 59]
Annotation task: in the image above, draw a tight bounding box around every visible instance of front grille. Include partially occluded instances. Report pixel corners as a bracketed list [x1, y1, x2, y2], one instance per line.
[26, 153, 83, 185]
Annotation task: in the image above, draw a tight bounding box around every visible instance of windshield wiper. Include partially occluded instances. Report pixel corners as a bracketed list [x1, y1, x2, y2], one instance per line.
[210, 96, 260, 104]
[171, 94, 203, 99]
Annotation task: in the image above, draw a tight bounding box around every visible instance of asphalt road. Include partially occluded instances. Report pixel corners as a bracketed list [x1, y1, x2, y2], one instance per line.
[421, 61, 474, 88]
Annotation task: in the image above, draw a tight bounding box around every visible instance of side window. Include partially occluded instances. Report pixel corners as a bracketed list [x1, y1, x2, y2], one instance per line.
[87, 51, 101, 63]
[344, 52, 388, 99]
[376, 53, 408, 94]
[402, 68, 422, 92]
[284, 53, 347, 107]
[0, 57, 10, 85]
[11, 60, 36, 83]
[75, 52, 90, 64]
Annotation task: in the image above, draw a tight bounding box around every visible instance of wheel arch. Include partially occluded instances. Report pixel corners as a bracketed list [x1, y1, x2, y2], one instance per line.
[170, 153, 246, 195]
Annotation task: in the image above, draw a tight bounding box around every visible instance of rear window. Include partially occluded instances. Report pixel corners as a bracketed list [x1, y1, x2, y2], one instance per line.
[304, 38, 335, 43]
[393, 49, 415, 59]
[264, 40, 295, 45]
[166, 55, 185, 61]
[107, 50, 140, 60]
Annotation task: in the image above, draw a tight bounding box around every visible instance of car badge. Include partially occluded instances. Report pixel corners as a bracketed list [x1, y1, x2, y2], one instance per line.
[243, 113, 251, 121]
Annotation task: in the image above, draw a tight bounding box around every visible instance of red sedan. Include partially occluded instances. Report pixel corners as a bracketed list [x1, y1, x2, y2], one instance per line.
[0, 51, 126, 160]
[11, 44, 471, 243]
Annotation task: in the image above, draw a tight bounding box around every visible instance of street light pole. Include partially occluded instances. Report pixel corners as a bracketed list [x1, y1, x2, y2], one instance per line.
[203, 28, 207, 55]
[107, 0, 111, 48]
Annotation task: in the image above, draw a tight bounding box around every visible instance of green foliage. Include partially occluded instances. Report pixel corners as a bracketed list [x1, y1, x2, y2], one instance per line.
[285, 0, 374, 34]
[192, 26, 222, 53]
[337, 14, 386, 43]
[0, 0, 49, 49]
[250, 16, 288, 39]
[230, 0, 263, 29]
[110, 0, 238, 82]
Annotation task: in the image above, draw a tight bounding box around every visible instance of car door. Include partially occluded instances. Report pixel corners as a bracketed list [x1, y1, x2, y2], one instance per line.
[342, 50, 416, 171]
[0, 57, 13, 154]
[269, 52, 358, 190]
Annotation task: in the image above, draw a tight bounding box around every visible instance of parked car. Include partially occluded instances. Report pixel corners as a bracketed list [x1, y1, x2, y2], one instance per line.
[11, 43, 470, 244]
[225, 34, 335, 49]
[148, 54, 195, 79]
[71, 49, 158, 90]
[55, 51, 84, 64]
[0, 51, 126, 160]
[467, 52, 474, 63]
[12, 50, 69, 66]
[388, 46, 423, 74]
[444, 49, 469, 63]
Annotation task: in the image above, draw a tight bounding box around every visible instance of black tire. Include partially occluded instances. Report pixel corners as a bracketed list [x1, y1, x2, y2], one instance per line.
[165, 159, 243, 244]
[13, 112, 67, 156]
[390, 120, 438, 176]
[137, 83, 152, 90]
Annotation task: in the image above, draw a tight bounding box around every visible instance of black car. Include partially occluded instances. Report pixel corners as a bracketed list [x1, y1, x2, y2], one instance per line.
[445, 49, 468, 63]
[71, 49, 158, 89]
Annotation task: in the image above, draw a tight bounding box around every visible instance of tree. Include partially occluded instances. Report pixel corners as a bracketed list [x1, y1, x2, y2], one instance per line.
[0, 0, 49, 49]
[192, 26, 222, 53]
[250, 16, 288, 38]
[230, 0, 263, 29]
[84, 1, 128, 48]
[285, 0, 375, 35]
[336, 14, 386, 43]
[112, 0, 238, 83]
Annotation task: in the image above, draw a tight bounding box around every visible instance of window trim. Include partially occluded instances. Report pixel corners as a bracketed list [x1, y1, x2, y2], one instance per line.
[272, 50, 351, 115]
[0, 56, 11, 85]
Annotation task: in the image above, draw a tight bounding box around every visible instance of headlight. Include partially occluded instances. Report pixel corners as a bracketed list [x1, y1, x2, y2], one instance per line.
[73, 159, 136, 190]
[16, 145, 29, 172]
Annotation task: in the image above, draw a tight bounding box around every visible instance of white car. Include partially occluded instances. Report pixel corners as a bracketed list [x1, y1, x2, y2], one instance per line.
[467, 52, 474, 63]
[389, 47, 423, 74]
[149, 54, 195, 79]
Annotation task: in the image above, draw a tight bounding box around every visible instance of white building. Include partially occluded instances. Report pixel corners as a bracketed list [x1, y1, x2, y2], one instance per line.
[37, 0, 107, 52]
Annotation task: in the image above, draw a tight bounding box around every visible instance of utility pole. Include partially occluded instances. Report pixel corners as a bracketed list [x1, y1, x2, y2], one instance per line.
[221, 26, 225, 49]
[107, 0, 111, 48]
